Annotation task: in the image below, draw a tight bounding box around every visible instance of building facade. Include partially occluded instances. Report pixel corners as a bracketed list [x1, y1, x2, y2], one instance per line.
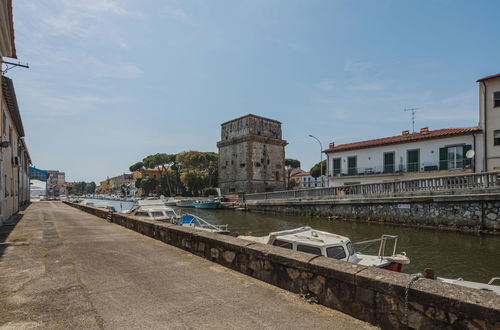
[46, 170, 66, 196]
[478, 74, 500, 171]
[292, 171, 327, 189]
[97, 173, 134, 195]
[217, 114, 287, 194]
[0, 1, 31, 224]
[131, 168, 162, 196]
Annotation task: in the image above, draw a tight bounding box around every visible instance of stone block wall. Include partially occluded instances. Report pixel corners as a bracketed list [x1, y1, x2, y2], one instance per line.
[64, 202, 500, 329]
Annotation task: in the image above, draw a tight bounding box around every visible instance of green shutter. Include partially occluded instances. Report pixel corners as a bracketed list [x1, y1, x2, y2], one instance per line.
[439, 147, 448, 170]
[463, 144, 472, 167]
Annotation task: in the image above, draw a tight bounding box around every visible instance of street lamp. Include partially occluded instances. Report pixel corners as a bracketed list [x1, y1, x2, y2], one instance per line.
[308, 135, 324, 187]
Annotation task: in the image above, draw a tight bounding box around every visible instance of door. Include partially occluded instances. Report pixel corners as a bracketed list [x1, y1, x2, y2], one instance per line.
[347, 156, 357, 175]
[407, 149, 419, 172]
[383, 152, 395, 173]
[333, 158, 341, 175]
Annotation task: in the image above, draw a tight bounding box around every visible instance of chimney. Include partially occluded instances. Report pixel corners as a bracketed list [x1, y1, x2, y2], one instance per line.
[420, 127, 429, 134]
[402, 130, 410, 136]
[329, 142, 335, 148]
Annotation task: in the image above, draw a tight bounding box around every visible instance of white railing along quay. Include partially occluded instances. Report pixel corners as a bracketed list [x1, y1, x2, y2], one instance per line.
[243, 172, 500, 201]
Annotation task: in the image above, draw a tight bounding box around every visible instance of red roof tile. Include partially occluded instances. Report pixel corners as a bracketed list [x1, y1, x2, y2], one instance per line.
[294, 172, 310, 177]
[324, 127, 481, 153]
[477, 73, 500, 82]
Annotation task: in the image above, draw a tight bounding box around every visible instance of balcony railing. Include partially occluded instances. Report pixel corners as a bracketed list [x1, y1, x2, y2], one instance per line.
[242, 171, 499, 202]
[330, 160, 473, 177]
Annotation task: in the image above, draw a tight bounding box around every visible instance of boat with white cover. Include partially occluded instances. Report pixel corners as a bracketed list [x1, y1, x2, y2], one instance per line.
[171, 214, 230, 234]
[239, 226, 410, 272]
[127, 200, 179, 221]
[176, 199, 195, 207]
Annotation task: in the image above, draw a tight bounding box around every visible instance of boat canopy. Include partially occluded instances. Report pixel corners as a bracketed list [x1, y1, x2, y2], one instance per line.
[268, 226, 350, 246]
[135, 200, 166, 207]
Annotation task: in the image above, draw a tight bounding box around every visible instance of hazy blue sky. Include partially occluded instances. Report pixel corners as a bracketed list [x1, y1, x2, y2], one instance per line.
[8, 0, 500, 182]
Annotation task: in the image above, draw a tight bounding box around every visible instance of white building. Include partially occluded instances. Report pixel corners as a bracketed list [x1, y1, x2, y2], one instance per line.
[292, 172, 328, 189]
[324, 127, 482, 187]
[323, 73, 500, 187]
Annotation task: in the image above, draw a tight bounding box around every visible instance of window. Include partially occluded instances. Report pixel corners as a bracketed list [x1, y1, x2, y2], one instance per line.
[495, 130, 500, 146]
[347, 156, 357, 175]
[151, 211, 165, 217]
[447, 146, 464, 170]
[135, 211, 148, 216]
[272, 239, 293, 249]
[2, 111, 5, 136]
[326, 246, 346, 259]
[275, 171, 279, 180]
[296, 245, 322, 255]
[383, 152, 395, 173]
[495, 92, 500, 108]
[333, 158, 341, 175]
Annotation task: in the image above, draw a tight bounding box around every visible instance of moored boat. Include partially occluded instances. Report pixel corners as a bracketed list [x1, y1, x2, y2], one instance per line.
[171, 214, 229, 234]
[239, 226, 409, 272]
[163, 199, 177, 206]
[127, 200, 179, 222]
[176, 199, 195, 207]
[437, 277, 500, 294]
[193, 200, 221, 209]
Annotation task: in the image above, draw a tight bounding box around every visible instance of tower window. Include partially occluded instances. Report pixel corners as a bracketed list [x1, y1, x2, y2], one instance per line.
[495, 92, 500, 108]
[494, 130, 500, 146]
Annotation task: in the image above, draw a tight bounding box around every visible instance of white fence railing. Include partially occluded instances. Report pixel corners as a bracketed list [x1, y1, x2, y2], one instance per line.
[243, 172, 500, 201]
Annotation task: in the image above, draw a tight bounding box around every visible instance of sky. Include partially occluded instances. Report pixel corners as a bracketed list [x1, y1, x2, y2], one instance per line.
[7, 0, 500, 182]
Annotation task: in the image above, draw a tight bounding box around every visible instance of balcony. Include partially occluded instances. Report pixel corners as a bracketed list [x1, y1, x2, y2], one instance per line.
[330, 160, 473, 178]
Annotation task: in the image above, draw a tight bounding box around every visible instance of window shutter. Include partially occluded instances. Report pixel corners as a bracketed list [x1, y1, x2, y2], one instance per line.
[439, 147, 448, 170]
[463, 144, 472, 166]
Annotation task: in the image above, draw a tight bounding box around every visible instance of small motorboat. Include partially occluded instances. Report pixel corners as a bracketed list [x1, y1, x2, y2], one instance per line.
[176, 199, 195, 207]
[171, 214, 229, 234]
[437, 277, 500, 294]
[193, 198, 221, 209]
[127, 200, 179, 221]
[163, 199, 177, 206]
[80, 200, 95, 207]
[239, 226, 409, 272]
[94, 202, 116, 212]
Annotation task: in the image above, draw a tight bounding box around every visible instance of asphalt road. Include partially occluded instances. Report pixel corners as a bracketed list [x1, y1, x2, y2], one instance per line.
[0, 201, 376, 329]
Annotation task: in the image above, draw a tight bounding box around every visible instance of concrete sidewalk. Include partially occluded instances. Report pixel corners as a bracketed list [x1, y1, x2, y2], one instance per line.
[0, 202, 376, 330]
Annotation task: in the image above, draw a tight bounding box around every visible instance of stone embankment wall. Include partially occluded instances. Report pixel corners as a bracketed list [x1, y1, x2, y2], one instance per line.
[244, 194, 500, 234]
[64, 202, 500, 329]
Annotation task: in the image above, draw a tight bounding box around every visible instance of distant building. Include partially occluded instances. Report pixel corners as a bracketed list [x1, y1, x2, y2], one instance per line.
[46, 170, 66, 196]
[291, 171, 326, 189]
[217, 114, 287, 194]
[131, 168, 162, 196]
[97, 173, 134, 195]
[29, 167, 49, 199]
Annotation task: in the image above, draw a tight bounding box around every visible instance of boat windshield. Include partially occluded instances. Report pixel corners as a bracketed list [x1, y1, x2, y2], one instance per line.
[326, 246, 346, 259]
[346, 242, 355, 257]
[165, 210, 176, 218]
[151, 211, 165, 217]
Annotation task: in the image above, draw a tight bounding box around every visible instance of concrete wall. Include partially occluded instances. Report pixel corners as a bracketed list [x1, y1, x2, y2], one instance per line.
[244, 194, 500, 234]
[65, 201, 500, 329]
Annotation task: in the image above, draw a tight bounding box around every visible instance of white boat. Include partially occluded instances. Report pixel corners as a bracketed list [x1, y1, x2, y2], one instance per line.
[239, 226, 410, 272]
[163, 199, 177, 206]
[437, 277, 500, 294]
[175, 199, 195, 207]
[172, 214, 229, 234]
[127, 200, 179, 221]
[80, 200, 95, 207]
[94, 202, 116, 212]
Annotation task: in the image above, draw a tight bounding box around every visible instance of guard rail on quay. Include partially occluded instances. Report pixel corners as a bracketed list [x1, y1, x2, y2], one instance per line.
[243, 171, 500, 201]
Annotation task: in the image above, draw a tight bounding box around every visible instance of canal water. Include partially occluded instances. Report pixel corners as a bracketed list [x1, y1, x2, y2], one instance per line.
[90, 199, 500, 283]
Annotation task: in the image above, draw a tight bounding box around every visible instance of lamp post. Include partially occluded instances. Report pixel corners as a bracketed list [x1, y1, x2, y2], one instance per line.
[308, 135, 324, 187]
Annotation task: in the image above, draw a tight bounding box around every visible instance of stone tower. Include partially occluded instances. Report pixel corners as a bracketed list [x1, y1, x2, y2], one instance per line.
[217, 114, 287, 194]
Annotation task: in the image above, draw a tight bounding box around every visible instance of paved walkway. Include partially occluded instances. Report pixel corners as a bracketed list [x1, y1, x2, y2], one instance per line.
[0, 202, 376, 330]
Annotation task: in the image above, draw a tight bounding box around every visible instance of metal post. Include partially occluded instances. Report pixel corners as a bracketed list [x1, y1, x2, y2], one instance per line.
[308, 135, 324, 187]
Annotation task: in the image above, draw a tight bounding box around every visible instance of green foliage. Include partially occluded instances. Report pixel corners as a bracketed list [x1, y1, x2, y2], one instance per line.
[141, 177, 159, 195]
[68, 181, 96, 195]
[129, 162, 144, 172]
[285, 158, 301, 169]
[236, 190, 246, 195]
[310, 160, 327, 178]
[288, 179, 297, 189]
[202, 187, 218, 197]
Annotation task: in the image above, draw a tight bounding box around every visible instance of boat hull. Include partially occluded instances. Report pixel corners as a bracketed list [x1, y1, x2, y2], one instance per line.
[193, 202, 221, 209]
[382, 262, 403, 272]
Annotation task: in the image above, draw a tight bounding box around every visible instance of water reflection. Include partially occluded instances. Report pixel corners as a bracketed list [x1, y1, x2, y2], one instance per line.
[90, 199, 500, 283]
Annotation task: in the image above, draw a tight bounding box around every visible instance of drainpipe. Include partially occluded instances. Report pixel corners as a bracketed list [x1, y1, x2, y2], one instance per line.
[481, 81, 488, 172]
[473, 133, 476, 172]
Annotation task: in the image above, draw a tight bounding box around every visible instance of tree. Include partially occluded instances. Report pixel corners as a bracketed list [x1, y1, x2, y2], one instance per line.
[202, 187, 218, 197]
[66, 184, 73, 194]
[129, 162, 144, 172]
[85, 182, 96, 194]
[310, 160, 327, 178]
[285, 158, 301, 169]
[142, 153, 177, 195]
[140, 177, 158, 195]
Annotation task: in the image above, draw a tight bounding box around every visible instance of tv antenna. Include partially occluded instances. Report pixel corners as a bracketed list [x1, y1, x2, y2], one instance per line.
[404, 108, 418, 133]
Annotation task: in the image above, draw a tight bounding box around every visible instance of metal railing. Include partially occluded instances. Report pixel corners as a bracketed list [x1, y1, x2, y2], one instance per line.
[330, 160, 473, 177]
[243, 171, 500, 201]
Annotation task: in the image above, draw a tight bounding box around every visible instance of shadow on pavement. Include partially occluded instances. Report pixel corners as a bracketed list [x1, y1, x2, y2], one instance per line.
[0, 204, 28, 259]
